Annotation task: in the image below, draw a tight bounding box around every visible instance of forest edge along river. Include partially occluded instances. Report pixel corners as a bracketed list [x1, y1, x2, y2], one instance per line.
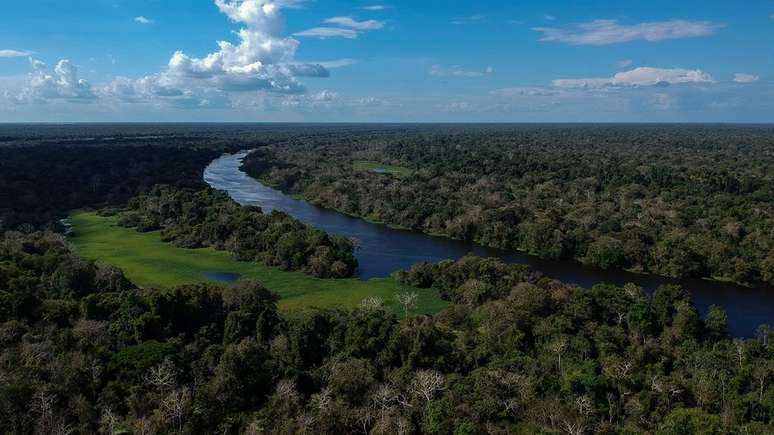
[204, 151, 774, 338]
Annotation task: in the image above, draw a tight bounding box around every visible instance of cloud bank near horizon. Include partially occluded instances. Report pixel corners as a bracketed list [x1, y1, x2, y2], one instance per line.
[0, 1, 770, 122]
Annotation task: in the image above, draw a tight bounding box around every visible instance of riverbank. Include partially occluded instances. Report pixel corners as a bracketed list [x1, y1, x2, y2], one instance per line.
[207, 151, 774, 337]
[67, 211, 448, 316]
[242, 154, 770, 287]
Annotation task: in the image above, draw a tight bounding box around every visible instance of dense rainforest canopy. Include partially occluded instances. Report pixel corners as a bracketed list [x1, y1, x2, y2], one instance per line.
[1, 231, 773, 434]
[0, 124, 772, 434]
[242, 125, 774, 287]
[0, 145, 222, 230]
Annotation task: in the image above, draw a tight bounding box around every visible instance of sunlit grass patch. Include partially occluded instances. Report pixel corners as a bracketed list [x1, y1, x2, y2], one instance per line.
[67, 211, 447, 316]
[352, 160, 414, 177]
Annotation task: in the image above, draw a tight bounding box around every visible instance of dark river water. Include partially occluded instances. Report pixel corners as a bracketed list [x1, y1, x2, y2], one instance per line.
[204, 151, 774, 338]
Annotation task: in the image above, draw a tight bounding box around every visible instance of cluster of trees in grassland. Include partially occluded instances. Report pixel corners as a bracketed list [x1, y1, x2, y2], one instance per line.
[242, 125, 774, 286]
[1, 232, 773, 434]
[116, 185, 358, 278]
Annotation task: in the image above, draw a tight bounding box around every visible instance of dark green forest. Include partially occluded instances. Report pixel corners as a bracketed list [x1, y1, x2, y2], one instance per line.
[243, 125, 774, 286]
[1, 231, 773, 434]
[0, 125, 772, 434]
[0, 145, 222, 230]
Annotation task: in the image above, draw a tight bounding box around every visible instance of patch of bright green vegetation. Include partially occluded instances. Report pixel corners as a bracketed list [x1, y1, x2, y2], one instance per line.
[67, 211, 447, 316]
[353, 160, 413, 177]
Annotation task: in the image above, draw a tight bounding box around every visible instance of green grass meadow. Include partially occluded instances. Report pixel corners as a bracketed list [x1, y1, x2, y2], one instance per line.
[67, 211, 447, 316]
[352, 160, 414, 177]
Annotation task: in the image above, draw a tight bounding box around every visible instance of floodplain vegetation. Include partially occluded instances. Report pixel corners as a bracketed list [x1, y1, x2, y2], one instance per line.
[0, 125, 772, 434]
[67, 210, 446, 315]
[115, 185, 358, 279]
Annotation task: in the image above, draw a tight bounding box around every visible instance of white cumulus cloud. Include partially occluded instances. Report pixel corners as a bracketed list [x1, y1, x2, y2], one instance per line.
[534, 19, 722, 45]
[293, 27, 359, 39]
[733, 73, 759, 83]
[317, 58, 359, 68]
[296, 14, 385, 39]
[161, 0, 326, 94]
[8, 0, 357, 111]
[0, 49, 35, 58]
[103, 75, 183, 101]
[17, 59, 97, 103]
[552, 67, 714, 89]
[490, 87, 561, 97]
[430, 65, 494, 78]
[324, 16, 384, 30]
[97, 0, 331, 108]
[312, 89, 337, 101]
[102, 75, 230, 109]
[450, 15, 485, 25]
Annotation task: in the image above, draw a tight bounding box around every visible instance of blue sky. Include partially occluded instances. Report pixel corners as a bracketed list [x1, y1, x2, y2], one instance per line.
[1, 0, 772, 122]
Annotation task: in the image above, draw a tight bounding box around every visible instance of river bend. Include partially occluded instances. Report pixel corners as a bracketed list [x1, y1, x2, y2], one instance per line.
[204, 151, 774, 337]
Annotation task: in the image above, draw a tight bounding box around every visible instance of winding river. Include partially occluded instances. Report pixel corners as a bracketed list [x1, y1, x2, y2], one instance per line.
[204, 151, 774, 337]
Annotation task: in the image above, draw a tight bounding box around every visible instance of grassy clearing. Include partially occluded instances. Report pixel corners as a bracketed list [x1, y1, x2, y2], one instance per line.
[353, 160, 414, 177]
[67, 211, 447, 316]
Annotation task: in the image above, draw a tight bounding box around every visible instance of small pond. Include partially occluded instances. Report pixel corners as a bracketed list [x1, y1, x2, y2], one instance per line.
[204, 272, 242, 283]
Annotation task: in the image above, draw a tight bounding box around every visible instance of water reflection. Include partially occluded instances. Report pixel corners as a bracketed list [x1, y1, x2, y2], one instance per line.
[204, 152, 773, 337]
[204, 272, 242, 283]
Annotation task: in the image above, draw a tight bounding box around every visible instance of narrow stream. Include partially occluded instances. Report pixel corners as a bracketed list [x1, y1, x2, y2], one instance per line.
[204, 151, 774, 338]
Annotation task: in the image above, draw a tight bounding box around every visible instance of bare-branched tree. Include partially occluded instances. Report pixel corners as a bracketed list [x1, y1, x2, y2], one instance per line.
[409, 369, 445, 402]
[160, 387, 191, 433]
[551, 337, 568, 374]
[144, 358, 177, 392]
[395, 291, 418, 317]
[100, 407, 117, 435]
[359, 296, 385, 312]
